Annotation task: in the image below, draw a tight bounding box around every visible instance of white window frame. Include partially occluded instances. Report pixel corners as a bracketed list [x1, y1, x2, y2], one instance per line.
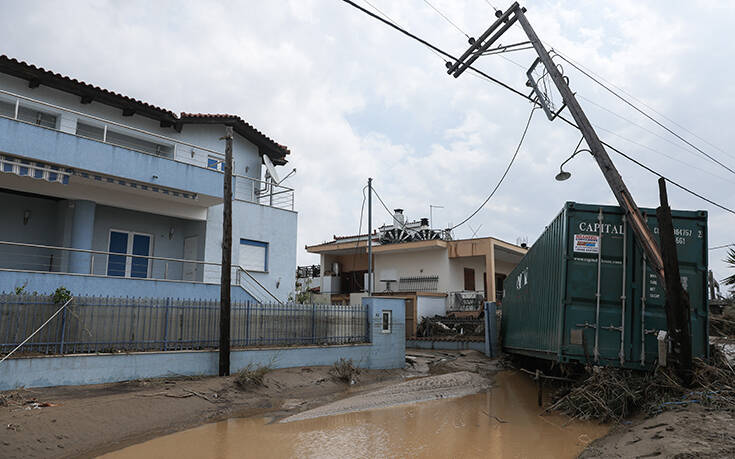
[381, 310, 392, 334]
[105, 229, 154, 278]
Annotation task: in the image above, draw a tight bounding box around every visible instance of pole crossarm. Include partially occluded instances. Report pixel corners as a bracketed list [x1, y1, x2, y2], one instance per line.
[447, 3, 665, 283]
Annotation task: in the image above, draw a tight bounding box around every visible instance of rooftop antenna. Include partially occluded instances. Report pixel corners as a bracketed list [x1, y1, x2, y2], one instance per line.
[429, 204, 444, 228]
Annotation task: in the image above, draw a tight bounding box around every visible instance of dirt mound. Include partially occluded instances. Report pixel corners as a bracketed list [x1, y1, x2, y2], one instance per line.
[280, 371, 490, 422]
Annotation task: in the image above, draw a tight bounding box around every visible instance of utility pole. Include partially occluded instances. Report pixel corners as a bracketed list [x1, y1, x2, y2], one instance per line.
[219, 126, 233, 377]
[657, 178, 692, 383]
[368, 177, 373, 296]
[446, 2, 666, 286]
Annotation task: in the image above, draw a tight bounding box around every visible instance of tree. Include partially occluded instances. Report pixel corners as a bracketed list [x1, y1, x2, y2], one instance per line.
[724, 248, 735, 293]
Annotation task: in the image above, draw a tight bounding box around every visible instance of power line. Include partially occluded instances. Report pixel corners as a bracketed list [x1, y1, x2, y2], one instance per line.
[553, 52, 735, 176]
[451, 105, 537, 230]
[592, 124, 735, 186]
[709, 243, 735, 251]
[363, 0, 449, 64]
[422, 0, 471, 39]
[550, 47, 735, 162]
[339, 0, 735, 216]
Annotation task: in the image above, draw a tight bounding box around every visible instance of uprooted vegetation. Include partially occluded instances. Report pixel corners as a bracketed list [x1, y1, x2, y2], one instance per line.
[416, 315, 485, 338]
[544, 345, 735, 423]
[330, 358, 361, 384]
[710, 303, 735, 337]
[234, 363, 271, 389]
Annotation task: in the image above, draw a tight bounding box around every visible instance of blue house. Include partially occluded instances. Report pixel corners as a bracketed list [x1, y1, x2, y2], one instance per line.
[0, 55, 297, 302]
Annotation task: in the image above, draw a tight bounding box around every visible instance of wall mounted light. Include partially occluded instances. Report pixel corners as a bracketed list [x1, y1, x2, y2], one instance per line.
[23, 209, 31, 225]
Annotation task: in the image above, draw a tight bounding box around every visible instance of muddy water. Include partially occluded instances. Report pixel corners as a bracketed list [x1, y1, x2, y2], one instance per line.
[101, 372, 608, 459]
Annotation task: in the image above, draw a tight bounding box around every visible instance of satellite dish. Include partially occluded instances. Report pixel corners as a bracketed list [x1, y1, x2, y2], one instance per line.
[262, 155, 281, 184]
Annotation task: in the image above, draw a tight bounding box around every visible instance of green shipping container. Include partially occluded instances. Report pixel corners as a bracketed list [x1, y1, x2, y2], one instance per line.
[501, 202, 708, 369]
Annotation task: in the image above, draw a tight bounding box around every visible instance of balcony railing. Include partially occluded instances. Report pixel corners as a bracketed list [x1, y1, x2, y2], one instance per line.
[0, 240, 281, 304]
[0, 89, 294, 211]
[234, 175, 294, 211]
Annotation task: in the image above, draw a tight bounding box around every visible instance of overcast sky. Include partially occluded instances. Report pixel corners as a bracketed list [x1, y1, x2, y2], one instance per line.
[2, 0, 734, 286]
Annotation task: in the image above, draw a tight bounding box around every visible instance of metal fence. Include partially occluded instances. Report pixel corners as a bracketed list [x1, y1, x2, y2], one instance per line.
[0, 294, 369, 356]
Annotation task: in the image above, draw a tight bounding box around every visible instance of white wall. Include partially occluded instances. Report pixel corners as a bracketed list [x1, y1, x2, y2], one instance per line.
[204, 199, 297, 302]
[416, 295, 447, 319]
[448, 256, 487, 293]
[373, 249, 450, 292]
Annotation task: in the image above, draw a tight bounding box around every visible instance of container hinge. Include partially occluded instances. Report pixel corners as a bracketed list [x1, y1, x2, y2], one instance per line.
[575, 322, 596, 329]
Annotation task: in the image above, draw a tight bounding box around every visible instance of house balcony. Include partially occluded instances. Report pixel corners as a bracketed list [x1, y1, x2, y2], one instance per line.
[0, 88, 294, 212]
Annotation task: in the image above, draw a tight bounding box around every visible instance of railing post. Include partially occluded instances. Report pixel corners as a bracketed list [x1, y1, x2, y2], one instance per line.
[311, 303, 317, 344]
[89, 254, 94, 275]
[102, 125, 108, 143]
[245, 301, 251, 347]
[163, 297, 170, 351]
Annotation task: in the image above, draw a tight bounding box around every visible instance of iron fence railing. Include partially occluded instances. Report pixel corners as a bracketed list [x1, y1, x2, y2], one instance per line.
[398, 275, 439, 292]
[0, 294, 369, 356]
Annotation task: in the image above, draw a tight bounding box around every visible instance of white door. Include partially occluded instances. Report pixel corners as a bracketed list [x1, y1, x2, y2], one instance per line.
[183, 236, 199, 281]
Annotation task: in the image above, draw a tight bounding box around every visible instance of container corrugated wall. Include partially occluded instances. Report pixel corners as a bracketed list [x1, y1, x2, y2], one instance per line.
[501, 202, 708, 369]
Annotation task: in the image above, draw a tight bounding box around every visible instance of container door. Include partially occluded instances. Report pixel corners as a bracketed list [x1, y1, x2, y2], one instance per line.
[562, 207, 631, 366]
[628, 212, 708, 367]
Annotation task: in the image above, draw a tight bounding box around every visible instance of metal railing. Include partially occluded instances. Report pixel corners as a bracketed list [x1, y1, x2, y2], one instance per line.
[234, 174, 294, 211]
[0, 294, 369, 356]
[0, 240, 280, 304]
[448, 291, 486, 311]
[398, 276, 439, 292]
[0, 89, 295, 211]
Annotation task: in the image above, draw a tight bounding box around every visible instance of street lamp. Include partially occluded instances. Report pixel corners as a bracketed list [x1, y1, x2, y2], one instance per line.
[555, 148, 591, 181]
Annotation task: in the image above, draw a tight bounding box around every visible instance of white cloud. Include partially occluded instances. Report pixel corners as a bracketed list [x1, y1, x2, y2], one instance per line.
[1, 0, 733, 284]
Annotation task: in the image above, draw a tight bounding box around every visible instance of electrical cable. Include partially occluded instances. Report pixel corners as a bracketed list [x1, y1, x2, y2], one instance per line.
[422, 0, 471, 39]
[550, 47, 735, 162]
[350, 185, 368, 281]
[553, 52, 735, 175]
[709, 243, 735, 251]
[451, 105, 537, 230]
[339, 0, 735, 216]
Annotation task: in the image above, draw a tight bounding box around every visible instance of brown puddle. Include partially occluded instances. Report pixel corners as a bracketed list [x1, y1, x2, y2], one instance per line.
[100, 371, 608, 459]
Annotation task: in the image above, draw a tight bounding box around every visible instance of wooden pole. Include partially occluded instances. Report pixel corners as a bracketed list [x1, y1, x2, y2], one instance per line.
[219, 126, 233, 377]
[656, 177, 692, 384]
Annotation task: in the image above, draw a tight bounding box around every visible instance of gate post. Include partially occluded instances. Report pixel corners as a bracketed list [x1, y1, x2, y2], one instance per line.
[484, 302, 498, 358]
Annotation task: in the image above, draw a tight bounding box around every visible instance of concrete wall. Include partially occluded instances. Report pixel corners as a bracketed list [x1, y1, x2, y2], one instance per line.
[0, 191, 60, 271]
[0, 270, 255, 301]
[204, 199, 297, 302]
[0, 297, 405, 390]
[407, 339, 485, 352]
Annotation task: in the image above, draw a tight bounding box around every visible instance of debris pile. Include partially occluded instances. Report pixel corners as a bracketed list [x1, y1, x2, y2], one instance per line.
[416, 315, 484, 338]
[546, 345, 735, 422]
[710, 303, 735, 337]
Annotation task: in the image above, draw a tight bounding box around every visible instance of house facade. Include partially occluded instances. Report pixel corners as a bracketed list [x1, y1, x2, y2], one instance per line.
[306, 209, 526, 333]
[0, 55, 296, 302]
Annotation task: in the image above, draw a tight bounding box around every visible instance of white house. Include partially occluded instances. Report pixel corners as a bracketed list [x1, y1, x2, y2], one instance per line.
[0, 55, 296, 302]
[306, 209, 526, 336]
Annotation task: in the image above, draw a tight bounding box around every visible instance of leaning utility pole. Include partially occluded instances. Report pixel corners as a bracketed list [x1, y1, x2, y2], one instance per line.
[657, 178, 693, 382]
[367, 177, 373, 296]
[219, 126, 233, 377]
[446, 2, 666, 285]
[447, 3, 698, 374]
